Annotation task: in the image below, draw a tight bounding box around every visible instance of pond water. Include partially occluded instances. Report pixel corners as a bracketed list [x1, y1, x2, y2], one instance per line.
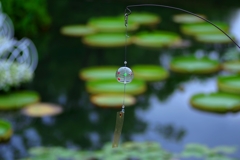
[1, 1, 240, 160]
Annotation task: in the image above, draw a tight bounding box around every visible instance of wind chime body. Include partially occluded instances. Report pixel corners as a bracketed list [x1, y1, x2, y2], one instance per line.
[112, 13, 133, 148]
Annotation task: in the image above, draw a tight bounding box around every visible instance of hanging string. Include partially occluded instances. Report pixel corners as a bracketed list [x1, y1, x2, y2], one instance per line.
[124, 4, 240, 49]
[121, 13, 129, 113]
[124, 13, 129, 66]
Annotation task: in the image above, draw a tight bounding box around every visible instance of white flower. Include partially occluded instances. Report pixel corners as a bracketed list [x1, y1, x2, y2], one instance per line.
[0, 60, 33, 91]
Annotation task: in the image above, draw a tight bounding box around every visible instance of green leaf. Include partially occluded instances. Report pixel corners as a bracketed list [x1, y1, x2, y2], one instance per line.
[212, 146, 237, 154]
[190, 92, 240, 113]
[170, 56, 220, 74]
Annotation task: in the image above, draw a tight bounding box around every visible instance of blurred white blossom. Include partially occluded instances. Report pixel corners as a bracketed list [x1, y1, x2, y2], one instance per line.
[0, 60, 33, 91]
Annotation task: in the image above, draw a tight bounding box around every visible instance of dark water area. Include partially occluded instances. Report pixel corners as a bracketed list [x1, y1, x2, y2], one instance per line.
[1, 1, 240, 159]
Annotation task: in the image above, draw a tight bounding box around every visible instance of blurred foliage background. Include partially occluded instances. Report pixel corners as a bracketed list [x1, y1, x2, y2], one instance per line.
[0, 0, 51, 38]
[1, 0, 239, 38]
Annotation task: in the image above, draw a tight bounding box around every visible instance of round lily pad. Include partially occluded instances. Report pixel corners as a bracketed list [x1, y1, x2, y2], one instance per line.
[0, 91, 40, 110]
[0, 120, 12, 142]
[128, 12, 160, 26]
[79, 66, 118, 81]
[88, 17, 139, 32]
[180, 22, 229, 35]
[222, 61, 240, 73]
[60, 25, 96, 37]
[173, 14, 206, 24]
[190, 92, 240, 113]
[82, 33, 132, 47]
[132, 65, 168, 81]
[132, 31, 181, 48]
[217, 75, 240, 94]
[22, 103, 62, 117]
[194, 33, 234, 44]
[122, 141, 160, 151]
[90, 94, 136, 107]
[86, 79, 146, 95]
[170, 56, 220, 74]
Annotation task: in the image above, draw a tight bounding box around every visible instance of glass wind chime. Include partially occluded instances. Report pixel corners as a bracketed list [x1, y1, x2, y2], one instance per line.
[112, 12, 133, 148]
[112, 4, 240, 148]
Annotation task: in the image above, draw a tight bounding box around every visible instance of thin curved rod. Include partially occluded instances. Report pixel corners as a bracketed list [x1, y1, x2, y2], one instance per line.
[125, 4, 240, 49]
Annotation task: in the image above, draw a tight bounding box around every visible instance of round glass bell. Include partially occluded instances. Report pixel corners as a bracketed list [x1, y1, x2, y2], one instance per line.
[116, 67, 133, 83]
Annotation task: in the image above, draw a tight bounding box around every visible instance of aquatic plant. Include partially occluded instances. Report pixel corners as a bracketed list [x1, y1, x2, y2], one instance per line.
[0, 91, 40, 110]
[0, 119, 12, 142]
[23, 141, 238, 160]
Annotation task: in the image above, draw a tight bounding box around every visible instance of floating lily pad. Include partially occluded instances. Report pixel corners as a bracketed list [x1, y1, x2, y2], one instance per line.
[173, 14, 206, 23]
[122, 141, 161, 151]
[128, 12, 160, 26]
[79, 66, 118, 81]
[170, 56, 220, 74]
[88, 17, 139, 32]
[217, 75, 240, 94]
[82, 33, 132, 47]
[0, 91, 40, 110]
[60, 25, 96, 37]
[132, 31, 181, 48]
[22, 103, 62, 117]
[181, 22, 229, 35]
[190, 92, 240, 113]
[90, 94, 136, 107]
[86, 79, 146, 95]
[132, 65, 169, 81]
[194, 33, 234, 43]
[180, 143, 209, 158]
[222, 61, 240, 73]
[0, 120, 12, 142]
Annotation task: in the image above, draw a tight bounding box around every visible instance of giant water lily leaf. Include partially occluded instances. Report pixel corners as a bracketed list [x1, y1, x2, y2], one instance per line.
[132, 65, 169, 81]
[0, 91, 40, 110]
[212, 146, 237, 154]
[190, 92, 240, 113]
[132, 31, 181, 48]
[29, 147, 86, 160]
[170, 56, 220, 74]
[128, 12, 160, 26]
[27, 142, 237, 160]
[22, 103, 62, 117]
[173, 13, 206, 23]
[86, 79, 146, 95]
[90, 94, 136, 107]
[217, 75, 240, 94]
[60, 25, 96, 37]
[79, 66, 118, 81]
[0, 120, 12, 142]
[82, 33, 132, 47]
[122, 141, 161, 152]
[206, 155, 235, 160]
[88, 17, 139, 32]
[194, 33, 234, 44]
[222, 61, 240, 73]
[181, 22, 229, 35]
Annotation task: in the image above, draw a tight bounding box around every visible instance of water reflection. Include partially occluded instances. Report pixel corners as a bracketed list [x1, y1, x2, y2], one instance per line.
[134, 78, 240, 153]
